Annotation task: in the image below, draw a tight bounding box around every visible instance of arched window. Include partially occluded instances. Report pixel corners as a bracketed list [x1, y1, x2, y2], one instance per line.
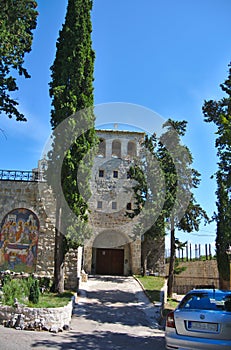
[127, 141, 136, 157]
[112, 140, 121, 158]
[98, 138, 106, 157]
[0, 208, 39, 273]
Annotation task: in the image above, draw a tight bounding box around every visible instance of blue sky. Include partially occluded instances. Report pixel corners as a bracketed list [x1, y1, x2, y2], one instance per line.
[1, 0, 231, 253]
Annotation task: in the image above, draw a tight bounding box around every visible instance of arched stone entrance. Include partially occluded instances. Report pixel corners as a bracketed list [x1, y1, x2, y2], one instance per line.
[84, 229, 133, 276]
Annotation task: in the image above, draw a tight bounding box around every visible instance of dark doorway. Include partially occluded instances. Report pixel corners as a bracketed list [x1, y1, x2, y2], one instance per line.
[96, 248, 124, 275]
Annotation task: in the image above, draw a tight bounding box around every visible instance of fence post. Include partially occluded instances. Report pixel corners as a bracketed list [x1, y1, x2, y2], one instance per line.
[209, 244, 212, 260]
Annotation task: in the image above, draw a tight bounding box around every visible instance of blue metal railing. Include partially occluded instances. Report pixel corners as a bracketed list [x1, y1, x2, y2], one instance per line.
[0, 169, 44, 182]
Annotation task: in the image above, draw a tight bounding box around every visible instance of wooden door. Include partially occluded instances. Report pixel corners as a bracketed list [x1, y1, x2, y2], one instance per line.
[96, 248, 124, 275]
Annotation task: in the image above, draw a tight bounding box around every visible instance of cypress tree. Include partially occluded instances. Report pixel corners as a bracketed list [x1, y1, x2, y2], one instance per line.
[48, 0, 97, 293]
[29, 279, 40, 304]
[203, 62, 231, 289]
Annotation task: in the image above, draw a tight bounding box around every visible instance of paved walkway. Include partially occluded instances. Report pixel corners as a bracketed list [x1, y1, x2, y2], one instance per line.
[71, 275, 165, 349]
[0, 275, 166, 350]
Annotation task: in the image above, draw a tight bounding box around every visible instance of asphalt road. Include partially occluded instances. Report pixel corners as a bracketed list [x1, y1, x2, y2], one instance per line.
[0, 276, 166, 350]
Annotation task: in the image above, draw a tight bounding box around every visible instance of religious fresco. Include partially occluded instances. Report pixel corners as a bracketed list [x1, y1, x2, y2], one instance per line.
[0, 208, 39, 273]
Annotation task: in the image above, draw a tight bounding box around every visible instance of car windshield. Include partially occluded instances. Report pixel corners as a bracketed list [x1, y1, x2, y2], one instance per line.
[178, 291, 231, 312]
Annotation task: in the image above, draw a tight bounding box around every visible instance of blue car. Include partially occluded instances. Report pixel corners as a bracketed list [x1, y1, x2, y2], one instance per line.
[165, 289, 231, 350]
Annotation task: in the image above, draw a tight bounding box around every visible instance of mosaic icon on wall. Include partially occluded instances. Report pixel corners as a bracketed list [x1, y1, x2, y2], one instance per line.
[0, 208, 39, 273]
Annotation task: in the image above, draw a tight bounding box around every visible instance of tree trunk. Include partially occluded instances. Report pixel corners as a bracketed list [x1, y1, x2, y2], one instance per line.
[219, 276, 230, 290]
[52, 207, 66, 293]
[142, 255, 148, 276]
[167, 217, 176, 298]
[141, 237, 152, 276]
[216, 238, 230, 290]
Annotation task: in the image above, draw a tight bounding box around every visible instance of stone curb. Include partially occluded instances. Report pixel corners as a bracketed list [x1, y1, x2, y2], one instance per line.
[133, 275, 164, 326]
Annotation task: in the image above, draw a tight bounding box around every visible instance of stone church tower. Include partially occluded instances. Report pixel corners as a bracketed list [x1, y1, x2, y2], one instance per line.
[84, 129, 145, 275]
[0, 128, 165, 288]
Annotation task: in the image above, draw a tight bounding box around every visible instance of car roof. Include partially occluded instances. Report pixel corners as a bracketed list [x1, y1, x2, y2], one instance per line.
[189, 289, 231, 294]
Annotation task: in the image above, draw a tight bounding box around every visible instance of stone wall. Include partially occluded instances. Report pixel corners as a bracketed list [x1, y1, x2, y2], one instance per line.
[0, 180, 56, 277]
[65, 247, 83, 290]
[166, 260, 219, 294]
[0, 180, 85, 289]
[0, 299, 74, 330]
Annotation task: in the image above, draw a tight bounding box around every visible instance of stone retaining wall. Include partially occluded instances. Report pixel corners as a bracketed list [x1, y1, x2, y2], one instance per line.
[0, 298, 74, 331]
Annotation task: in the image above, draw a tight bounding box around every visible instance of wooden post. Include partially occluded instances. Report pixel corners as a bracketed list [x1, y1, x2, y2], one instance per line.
[209, 244, 212, 260]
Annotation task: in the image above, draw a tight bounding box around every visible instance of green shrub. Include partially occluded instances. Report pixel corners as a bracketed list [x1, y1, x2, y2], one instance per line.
[29, 279, 40, 304]
[1, 274, 12, 286]
[2, 278, 29, 305]
[39, 276, 52, 292]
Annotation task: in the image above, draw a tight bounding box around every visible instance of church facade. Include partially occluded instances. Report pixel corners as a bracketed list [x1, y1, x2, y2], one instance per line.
[0, 129, 165, 289]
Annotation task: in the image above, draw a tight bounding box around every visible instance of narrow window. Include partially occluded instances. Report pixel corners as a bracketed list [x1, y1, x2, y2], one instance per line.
[98, 138, 106, 157]
[113, 170, 118, 178]
[126, 203, 132, 210]
[99, 169, 104, 177]
[112, 140, 121, 158]
[112, 202, 117, 210]
[97, 201, 103, 209]
[127, 141, 136, 157]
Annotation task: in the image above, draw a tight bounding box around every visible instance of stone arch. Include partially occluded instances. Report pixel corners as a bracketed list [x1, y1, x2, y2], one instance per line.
[127, 141, 137, 157]
[93, 229, 130, 249]
[90, 230, 131, 275]
[0, 208, 39, 272]
[112, 140, 121, 158]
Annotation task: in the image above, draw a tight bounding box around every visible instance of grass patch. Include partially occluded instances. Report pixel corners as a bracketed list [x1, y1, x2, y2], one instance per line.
[134, 275, 165, 303]
[26, 291, 74, 308]
[134, 275, 181, 325]
[1, 276, 74, 308]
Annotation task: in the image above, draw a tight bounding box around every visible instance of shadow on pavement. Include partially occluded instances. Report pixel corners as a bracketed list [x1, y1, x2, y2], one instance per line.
[75, 288, 158, 327]
[31, 330, 165, 350]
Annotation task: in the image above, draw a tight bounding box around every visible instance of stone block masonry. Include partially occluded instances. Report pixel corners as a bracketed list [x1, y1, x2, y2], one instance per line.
[0, 181, 56, 277]
[0, 298, 74, 331]
[165, 260, 219, 294]
[0, 128, 166, 285]
[0, 179, 82, 289]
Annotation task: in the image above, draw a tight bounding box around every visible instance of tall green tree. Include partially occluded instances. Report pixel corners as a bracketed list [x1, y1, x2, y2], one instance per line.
[203, 62, 231, 289]
[0, 0, 38, 121]
[129, 120, 208, 296]
[48, 0, 97, 293]
[128, 135, 166, 276]
[159, 120, 208, 297]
